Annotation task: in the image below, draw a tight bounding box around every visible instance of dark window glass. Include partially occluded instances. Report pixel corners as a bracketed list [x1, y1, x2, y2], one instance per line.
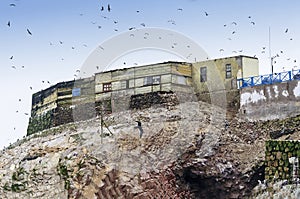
[226, 64, 232, 79]
[200, 67, 207, 82]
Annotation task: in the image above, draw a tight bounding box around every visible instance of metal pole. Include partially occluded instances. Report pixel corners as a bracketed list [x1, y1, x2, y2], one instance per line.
[269, 27, 273, 74]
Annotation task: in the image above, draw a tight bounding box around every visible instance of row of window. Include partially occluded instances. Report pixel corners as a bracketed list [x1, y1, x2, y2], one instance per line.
[101, 75, 188, 92]
[76, 65, 232, 95]
[200, 64, 232, 82]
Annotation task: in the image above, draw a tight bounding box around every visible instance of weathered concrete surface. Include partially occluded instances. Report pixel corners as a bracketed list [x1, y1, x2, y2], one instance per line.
[2, 100, 300, 198]
[240, 80, 300, 121]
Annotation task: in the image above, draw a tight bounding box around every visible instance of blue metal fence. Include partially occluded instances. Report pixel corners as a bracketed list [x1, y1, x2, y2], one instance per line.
[237, 69, 300, 89]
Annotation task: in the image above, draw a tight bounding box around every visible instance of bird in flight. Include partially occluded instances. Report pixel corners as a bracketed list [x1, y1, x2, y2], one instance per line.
[285, 28, 288, 33]
[134, 121, 144, 138]
[10, 56, 13, 60]
[250, 21, 255, 25]
[101, 6, 104, 11]
[7, 21, 10, 27]
[27, 28, 32, 35]
[177, 8, 183, 11]
[108, 4, 111, 12]
[231, 22, 237, 25]
[9, 3, 16, 7]
[204, 11, 208, 16]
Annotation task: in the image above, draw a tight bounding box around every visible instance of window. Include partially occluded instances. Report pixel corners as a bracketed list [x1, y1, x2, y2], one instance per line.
[200, 67, 207, 82]
[144, 76, 161, 85]
[121, 80, 129, 89]
[226, 64, 232, 79]
[72, 88, 81, 97]
[177, 76, 186, 85]
[152, 76, 160, 84]
[103, 83, 112, 92]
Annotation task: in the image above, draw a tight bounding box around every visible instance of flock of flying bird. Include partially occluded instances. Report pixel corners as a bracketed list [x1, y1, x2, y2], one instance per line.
[5, 1, 299, 135]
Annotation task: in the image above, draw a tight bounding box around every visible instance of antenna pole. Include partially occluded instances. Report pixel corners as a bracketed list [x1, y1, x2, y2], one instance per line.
[269, 27, 273, 74]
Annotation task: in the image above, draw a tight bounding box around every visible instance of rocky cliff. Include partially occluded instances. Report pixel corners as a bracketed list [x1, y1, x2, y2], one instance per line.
[1, 101, 300, 198]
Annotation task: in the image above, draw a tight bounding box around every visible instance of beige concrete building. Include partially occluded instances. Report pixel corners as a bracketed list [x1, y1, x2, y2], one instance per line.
[28, 55, 259, 135]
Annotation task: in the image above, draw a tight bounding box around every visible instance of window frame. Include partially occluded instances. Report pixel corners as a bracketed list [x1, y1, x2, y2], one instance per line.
[225, 64, 232, 79]
[143, 76, 161, 86]
[200, 67, 207, 82]
[103, 82, 112, 92]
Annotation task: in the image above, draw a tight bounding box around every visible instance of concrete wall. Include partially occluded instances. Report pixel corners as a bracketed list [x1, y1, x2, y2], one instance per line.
[242, 56, 259, 78]
[240, 80, 300, 121]
[192, 56, 258, 94]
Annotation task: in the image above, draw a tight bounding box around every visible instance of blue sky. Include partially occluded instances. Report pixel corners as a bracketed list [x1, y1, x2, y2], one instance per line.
[1, 0, 300, 149]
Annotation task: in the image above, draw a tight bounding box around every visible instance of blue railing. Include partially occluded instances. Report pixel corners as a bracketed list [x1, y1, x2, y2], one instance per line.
[237, 69, 300, 89]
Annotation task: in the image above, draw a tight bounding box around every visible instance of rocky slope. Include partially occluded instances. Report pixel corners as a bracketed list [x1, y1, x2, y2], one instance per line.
[1, 101, 300, 198]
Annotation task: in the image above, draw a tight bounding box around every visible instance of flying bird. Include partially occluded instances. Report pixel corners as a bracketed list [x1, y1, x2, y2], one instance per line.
[250, 21, 255, 25]
[219, 49, 224, 52]
[9, 3, 16, 7]
[140, 23, 146, 27]
[204, 11, 208, 16]
[108, 4, 111, 12]
[231, 22, 237, 25]
[7, 21, 10, 27]
[101, 6, 104, 11]
[232, 31, 236, 34]
[134, 121, 144, 138]
[285, 28, 288, 33]
[11, 66, 16, 69]
[177, 8, 183, 11]
[10, 56, 13, 60]
[26, 28, 32, 35]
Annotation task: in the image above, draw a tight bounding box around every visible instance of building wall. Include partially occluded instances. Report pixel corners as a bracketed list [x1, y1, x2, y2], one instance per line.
[240, 80, 300, 121]
[192, 56, 258, 95]
[94, 62, 194, 112]
[241, 56, 259, 78]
